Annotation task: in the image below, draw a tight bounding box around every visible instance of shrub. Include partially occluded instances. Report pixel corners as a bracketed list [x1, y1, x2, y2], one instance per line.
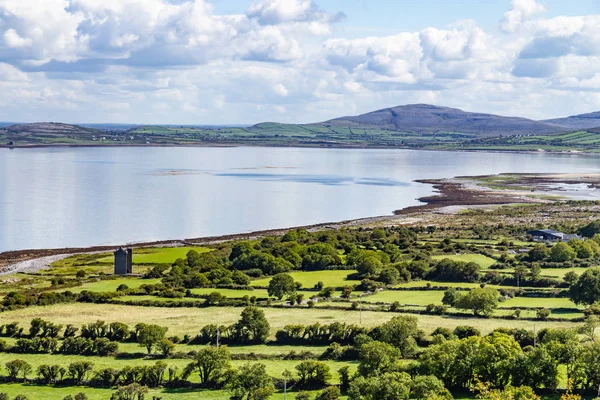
[315, 386, 341, 400]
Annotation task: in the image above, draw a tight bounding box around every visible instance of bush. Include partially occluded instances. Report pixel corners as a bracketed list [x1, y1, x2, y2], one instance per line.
[453, 326, 480, 339]
[315, 386, 341, 400]
[537, 308, 551, 320]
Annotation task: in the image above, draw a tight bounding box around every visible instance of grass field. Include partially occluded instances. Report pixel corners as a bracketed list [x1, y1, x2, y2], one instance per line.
[95, 246, 211, 264]
[113, 295, 205, 303]
[251, 270, 359, 288]
[0, 352, 355, 382]
[0, 384, 348, 400]
[0, 303, 577, 337]
[60, 277, 162, 293]
[431, 254, 497, 268]
[48, 247, 212, 276]
[539, 267, 590, 278]
[392, 280, 520, 290]
[499, 296, 580, 309]
[362, 290, 444, 305]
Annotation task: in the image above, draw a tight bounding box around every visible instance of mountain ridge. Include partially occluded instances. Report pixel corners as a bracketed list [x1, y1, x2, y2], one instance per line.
[319, 103, 565, 137]
[542, 111, 600, 130]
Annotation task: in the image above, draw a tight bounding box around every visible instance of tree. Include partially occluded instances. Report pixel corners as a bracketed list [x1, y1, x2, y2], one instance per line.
[473, 378, 540, 400]
[29, 318, 44, 337]
[374, 315, 418, 357]
[68, 361, 94, 385]
[233, 307, 270, 344]
[528, 244, 549, 261]
[379, 267, 400, 285]
[37, 364, 61, 384]
[512, 344, 559, 390]
[455, 287, 499, 317]
[514, 265, 528, 284]
[529, 264, 542, 281]
[108, 322, 130, 342]
[550, 242, 576, 262]
[357, 341, 401, 377]
[338, 366, 351, 393]
[228, 363, 275, 400]
[158, 338, 175, 356]
[76, 270, 86, 279]
[187, 346, 231, 388]
[348, 372, 412, 400]
[110, 383, 149, 400]
[5, 360, 32, 381]
[442, 288, 461, 307]
[563, 271, 579, 286]
[295, 360, 332, 389]
[315, 386, 341, 400]
[357, 256, 383, 277]
[341, 285, 353, 299]
[579, 220, 600, 238]
[570, 268, 600, 305]
[267, 273, 296, 300]
[411, 375, 452, 399]
[136, 324, 167, 353]
[537, 308, 551, 320]
[319, 287, 335, 299]
[580, 315, 600, 342]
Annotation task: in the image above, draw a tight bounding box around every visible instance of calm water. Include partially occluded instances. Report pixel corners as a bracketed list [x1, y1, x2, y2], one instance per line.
[1, 147, 600, 252]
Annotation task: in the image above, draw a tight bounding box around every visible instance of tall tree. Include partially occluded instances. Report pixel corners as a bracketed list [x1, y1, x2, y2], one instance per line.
[455, 287, 499, 317]
[228, 363, 274, 400]
[267, 273, 296, 300]
[187, 346, 231, 388]
[570, 268, 600, 305]
[136, 324, 167, 353]
[233, 306, 270, 344]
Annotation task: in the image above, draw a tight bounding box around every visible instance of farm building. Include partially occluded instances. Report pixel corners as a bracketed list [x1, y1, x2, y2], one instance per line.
[527, 229, 580, 242]
[114, 247, 133, 275]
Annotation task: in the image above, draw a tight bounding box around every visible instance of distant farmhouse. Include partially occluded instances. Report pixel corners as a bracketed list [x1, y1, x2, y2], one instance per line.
[528, 229, 581, 242]
[114, 247, 133, 275]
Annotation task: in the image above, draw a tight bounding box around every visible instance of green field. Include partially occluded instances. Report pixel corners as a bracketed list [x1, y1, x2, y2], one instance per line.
[498, 296, 580, 309]
[59, 277, 162, 293]
[362, 290, 444, 305]
[4, 202, 600, 398]
[0, 384, 341, 400]
[431, 254, 497, 268]
[95, 246, 211, 264]
[113, 295, 205, 303]
[0, 303, 576, 337]
[251, 270, 359, 288]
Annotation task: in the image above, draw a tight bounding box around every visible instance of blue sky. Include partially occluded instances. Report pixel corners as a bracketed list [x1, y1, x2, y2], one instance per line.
[0, 0, 599, 124]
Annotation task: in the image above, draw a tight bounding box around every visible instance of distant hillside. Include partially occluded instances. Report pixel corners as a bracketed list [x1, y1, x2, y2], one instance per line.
[322, 104, 564, 137]
[543, 111, 600, 130]
[1, 122, 100, 136]
[5, 104, 600, 151]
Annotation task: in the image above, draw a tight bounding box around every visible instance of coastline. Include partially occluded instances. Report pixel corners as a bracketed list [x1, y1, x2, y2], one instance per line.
[2, 171, 599, 272]
[2, 141, 600, 156]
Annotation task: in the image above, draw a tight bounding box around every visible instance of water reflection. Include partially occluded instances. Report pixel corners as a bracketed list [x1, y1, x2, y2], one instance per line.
[1, 147, 600, 251]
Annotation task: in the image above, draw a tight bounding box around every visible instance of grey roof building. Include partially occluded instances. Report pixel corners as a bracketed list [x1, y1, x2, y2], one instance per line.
[527, 229, 581, 242]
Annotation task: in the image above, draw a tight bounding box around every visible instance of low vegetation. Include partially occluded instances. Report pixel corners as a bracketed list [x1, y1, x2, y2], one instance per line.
[4, 201, 600, 398]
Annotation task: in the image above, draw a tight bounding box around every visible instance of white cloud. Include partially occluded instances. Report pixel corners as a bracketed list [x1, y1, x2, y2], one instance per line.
[501, 0, 546, 33]
[3, 29, 33, 48]
[273, 83, 288, 96]
[0, 0, 598, 124]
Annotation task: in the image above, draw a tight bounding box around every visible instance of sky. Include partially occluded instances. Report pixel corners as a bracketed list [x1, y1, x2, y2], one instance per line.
[0, 0, 600, 124]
